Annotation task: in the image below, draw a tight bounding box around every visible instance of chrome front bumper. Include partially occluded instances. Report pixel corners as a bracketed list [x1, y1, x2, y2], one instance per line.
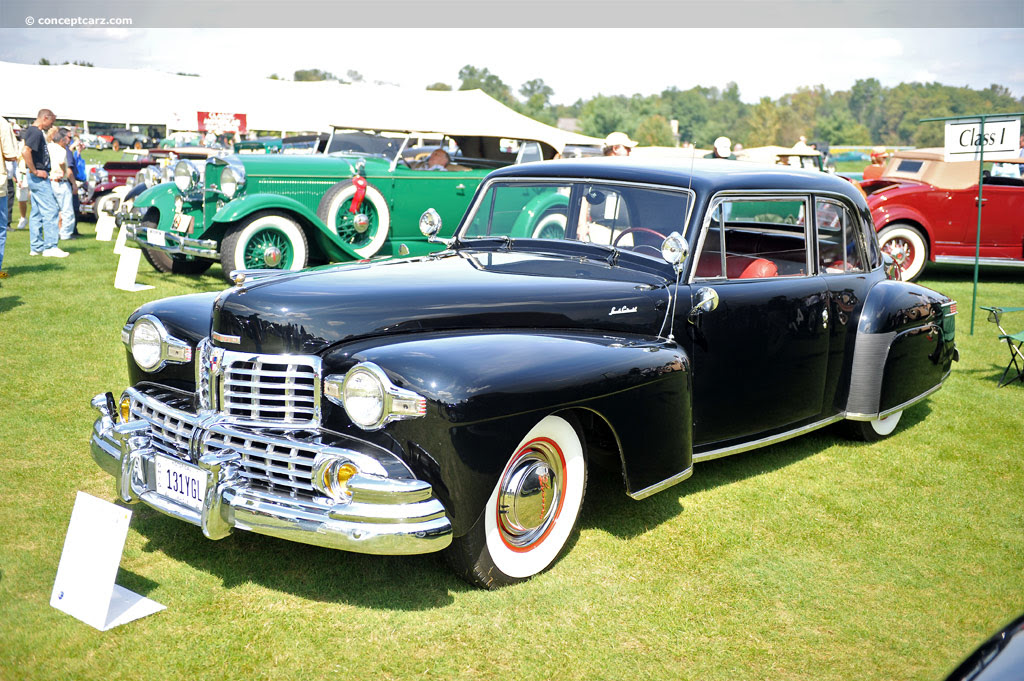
[89, 391, 453, 555]
[120, 214, 220, 260]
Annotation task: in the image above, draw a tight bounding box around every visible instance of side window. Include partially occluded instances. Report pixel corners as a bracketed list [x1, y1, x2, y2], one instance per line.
[694, 196, 810, 280]
[815, 198, 865, 274]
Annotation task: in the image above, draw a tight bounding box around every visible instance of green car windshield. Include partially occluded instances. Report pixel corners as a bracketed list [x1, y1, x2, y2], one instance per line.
[461, 181, 692, 256]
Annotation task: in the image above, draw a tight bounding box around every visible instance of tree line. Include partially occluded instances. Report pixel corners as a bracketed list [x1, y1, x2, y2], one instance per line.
[430, 66, 1022, 148]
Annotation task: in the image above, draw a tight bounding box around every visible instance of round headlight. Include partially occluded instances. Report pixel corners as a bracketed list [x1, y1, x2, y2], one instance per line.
[221, 167, 238, 198]
[342, 369, 385, 428]
[130, 317, 163, 371]
[419, 208, 442, 237]
[173, 161, 193, 192]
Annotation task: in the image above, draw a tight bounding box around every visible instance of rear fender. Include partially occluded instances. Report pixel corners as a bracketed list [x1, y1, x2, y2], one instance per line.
[323, 331, 692, 535]
[845, 280, 954, 418]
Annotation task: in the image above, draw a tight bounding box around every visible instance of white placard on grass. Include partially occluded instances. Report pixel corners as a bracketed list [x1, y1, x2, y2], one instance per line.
[114, 246, 154, 292]
[95, 212, 116, 241]
[50, 492, 165, 631]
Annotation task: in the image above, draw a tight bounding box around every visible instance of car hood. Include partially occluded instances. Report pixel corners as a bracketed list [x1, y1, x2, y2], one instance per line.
[234, 153, 387, 178]
[212, 249, 672, 355]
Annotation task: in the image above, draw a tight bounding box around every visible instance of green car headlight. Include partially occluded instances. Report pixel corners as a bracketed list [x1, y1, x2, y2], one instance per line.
[221, 167, 243, 199]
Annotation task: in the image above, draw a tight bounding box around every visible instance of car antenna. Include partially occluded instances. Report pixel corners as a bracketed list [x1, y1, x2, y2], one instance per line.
[660, 150, 698, 342]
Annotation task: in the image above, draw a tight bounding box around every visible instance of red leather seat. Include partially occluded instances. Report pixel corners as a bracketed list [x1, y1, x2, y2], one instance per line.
[695, 253, 778, 279]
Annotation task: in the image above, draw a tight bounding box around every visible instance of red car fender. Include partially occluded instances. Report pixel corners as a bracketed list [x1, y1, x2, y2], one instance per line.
[868, 199, 932, 240]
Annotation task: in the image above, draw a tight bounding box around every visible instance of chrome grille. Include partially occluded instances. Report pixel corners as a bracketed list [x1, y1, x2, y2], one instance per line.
[221, 355, 320, 424]
[130, 389, 193, 460]
[206, 429, 318, 498]
[130, 388, 321, 501]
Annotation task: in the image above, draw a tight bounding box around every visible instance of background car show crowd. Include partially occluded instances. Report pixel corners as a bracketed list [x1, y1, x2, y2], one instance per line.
[0, 109, 88, 279]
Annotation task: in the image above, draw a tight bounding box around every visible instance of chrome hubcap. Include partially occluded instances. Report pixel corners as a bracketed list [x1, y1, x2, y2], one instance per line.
[498, 443, 564, 548]
[353, 213, 370, 234]
[262, 246, 282, 267]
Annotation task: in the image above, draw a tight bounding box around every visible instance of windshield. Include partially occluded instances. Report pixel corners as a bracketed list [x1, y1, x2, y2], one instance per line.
[327, 131, 406, 157]
[460, 180, 692, 258]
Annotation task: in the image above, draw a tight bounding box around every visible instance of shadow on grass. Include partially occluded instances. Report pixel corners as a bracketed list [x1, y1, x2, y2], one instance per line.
[0, 294, 23, 313]
[581, 400, 936, 541]
[953, 361, 1024, 388]
[129, 505, 466, 609]
[922, 263, 1024, 286]
[122, 402, 940, 609]
[116, 568, 161, 597]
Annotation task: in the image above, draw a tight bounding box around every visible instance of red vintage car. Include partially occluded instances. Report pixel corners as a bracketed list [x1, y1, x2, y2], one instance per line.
[862, 148, 1024, 281]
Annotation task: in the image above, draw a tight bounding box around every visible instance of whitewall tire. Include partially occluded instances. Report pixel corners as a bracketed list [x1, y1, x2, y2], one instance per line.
[317, 180, 391, 258]
[446, 414, 587, 588]
[220, 213, 308, 281]
[878, 223, 928, 282]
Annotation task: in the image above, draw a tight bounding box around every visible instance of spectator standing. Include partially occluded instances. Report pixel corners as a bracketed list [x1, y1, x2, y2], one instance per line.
[705, 137, 736, 160]
[0, 116, 20, 278]
[14, 125, 30, 230]
[21, 109, 68, 258]
[603, 132, 636, 157]
[49, 127, 77, 240]
[862, 146, 889, 180]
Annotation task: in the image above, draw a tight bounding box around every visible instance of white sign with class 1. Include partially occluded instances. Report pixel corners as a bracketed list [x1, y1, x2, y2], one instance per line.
[944, 117, 1021, 162]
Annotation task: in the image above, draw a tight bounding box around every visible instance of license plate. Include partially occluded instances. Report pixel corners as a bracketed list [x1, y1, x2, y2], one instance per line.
[155, 455, 207, 512]
[147, 228, 167, 247]
[172, 213, 193, 233]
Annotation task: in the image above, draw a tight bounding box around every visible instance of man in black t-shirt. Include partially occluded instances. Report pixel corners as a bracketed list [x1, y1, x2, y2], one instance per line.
[21, 109, 68, 257]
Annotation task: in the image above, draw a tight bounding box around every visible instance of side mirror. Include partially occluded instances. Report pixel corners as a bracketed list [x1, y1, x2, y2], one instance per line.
[660, 232, 689, 271]
[689, 286, 719, 322]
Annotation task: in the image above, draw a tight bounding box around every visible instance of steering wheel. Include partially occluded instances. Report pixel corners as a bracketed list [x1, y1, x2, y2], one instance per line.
[612, 227, 667, 247]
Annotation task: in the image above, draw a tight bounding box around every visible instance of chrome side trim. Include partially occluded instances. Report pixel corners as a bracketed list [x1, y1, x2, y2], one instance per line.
[934, 255, 1024, 268]
[627, 465, 694, 501]
[693, 414, 846, 464]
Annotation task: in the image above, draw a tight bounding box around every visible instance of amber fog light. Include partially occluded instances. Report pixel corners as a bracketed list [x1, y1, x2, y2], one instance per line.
[312, 455, 359, 503]
[118, 394, 132, 423]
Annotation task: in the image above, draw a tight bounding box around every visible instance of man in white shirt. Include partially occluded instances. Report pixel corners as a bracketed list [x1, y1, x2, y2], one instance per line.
[0, 116, 19, 277]
[49, 128, 76, 240]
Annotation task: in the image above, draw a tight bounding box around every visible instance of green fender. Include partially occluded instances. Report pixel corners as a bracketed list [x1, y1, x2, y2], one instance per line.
[133, 183, 181, 232]
[210, 194, 364, 262]
[511, 192, 570, 238]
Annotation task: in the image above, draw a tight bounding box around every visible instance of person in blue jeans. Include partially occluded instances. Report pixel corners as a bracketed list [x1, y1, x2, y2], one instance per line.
[21, 109, 68, 258]
[0, 116, 19, 277]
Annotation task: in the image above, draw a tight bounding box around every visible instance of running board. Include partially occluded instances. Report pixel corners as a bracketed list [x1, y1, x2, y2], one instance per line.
[934, 256, 1024, 268]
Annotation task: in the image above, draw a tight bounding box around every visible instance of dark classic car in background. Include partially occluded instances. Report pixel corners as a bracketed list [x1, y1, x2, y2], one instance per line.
[89, 158, 958, 588]
[862, 148, 1024, 281]
[118, 93, 600, 280]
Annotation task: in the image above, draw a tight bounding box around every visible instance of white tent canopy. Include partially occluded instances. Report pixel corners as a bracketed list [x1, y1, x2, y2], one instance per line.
[0, 61, 600, 151]
[331, 88, 601, 152]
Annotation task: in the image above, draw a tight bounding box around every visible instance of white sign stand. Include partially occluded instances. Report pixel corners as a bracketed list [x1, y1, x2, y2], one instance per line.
[114, 246, 154, 292]
[95, 211, 116, 241]
[112, 224, 129, 255]
[51, 492, 165, 631]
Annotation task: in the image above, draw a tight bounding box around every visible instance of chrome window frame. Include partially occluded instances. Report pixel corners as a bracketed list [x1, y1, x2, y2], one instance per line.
[689, 190, 813, 285]
[812, 196, 869, 276]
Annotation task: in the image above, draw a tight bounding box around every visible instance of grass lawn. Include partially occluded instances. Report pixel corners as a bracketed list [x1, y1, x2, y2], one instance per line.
[0, 221, 1021, 681]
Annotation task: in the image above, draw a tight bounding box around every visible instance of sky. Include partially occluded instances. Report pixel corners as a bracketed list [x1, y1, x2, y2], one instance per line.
[2, 27, 1023, 106]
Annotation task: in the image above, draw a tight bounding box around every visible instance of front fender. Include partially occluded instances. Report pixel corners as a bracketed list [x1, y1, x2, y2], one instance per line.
[323, 330, 692, 534]
[126, 291, 219, 389]
[210, 194, 363, 262]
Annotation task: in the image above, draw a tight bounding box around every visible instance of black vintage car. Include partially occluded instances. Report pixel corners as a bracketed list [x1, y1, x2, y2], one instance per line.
[89, 158, 958, 588]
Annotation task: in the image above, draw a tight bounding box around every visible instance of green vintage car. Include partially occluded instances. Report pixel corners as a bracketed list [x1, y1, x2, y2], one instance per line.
[120, 93, 599, 279]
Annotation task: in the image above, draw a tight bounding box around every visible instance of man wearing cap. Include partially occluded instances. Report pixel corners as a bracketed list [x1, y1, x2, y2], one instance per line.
[705, 136, 737, 160]
[603, 132, 636, 157]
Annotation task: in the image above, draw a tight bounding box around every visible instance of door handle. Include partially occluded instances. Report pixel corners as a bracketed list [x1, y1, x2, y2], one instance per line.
[975, 197, 988, 205]
[456, 184, 466, 196]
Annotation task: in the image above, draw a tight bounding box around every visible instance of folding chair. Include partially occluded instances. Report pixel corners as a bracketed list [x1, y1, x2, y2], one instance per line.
[981, 306, 1024, 387]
